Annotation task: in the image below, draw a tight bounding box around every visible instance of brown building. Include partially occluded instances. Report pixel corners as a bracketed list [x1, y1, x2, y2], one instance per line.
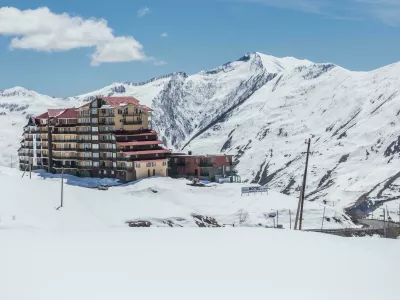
[18, 96, 170, 182]
[168, 152, 235, 181]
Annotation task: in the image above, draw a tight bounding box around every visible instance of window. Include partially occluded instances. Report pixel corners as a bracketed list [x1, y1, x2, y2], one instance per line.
[162, 161, 167, 166]
[91, 108, 97, 114]
[152, 162, 156, 167]
[92, 118, 98, 123]
[120, 119, 123, 123]
[92, 135, 98, 141]
[92, 144, 99, 149]
[93, 161, 99, 167]
[146, 162, 151, 167]
[111, 171, 114, 174]
[118, 109, 123, 115]
[135, 162, 141, 168]
[91, 126, 98, 132]
[91, 101, 97, 108]
[93, 152, 99, 158]
[225, 156, 230, 163]
[112, 153, 116, 158]
[113, 162, 116, 167]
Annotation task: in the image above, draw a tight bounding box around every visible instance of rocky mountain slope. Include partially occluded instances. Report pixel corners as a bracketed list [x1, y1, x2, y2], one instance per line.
[2, 52, 400, 213]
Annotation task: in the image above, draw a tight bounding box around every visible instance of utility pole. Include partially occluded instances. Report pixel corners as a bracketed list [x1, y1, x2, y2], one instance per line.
[383, 207, 386, 238]
[276, 210, 279, 228]
[299, 138, 311, 230]
[289, 210, 292, 230]
[29, 158, 32, 179]
[294, 188, 302, 230]
[321, 207, 326, 230]
[61, 168, 64, 208]
[398, 203, 400, 223]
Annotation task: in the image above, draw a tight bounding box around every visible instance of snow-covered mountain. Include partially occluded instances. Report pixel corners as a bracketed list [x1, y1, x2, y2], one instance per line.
[2, 52, 400, 213]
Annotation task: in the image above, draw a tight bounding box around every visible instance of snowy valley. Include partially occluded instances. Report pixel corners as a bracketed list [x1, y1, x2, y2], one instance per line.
[1, 52, 400, 216]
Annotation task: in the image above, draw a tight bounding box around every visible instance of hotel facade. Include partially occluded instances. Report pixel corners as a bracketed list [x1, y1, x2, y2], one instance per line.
[18, 97, 170, 182]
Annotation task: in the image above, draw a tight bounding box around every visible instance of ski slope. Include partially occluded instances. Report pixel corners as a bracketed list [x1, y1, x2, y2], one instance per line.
[0, 166, 352, 229]
[0, 228, 399, 300]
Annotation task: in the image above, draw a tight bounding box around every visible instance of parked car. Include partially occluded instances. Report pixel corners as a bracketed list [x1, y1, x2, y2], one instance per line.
[98, 184, 109, 191]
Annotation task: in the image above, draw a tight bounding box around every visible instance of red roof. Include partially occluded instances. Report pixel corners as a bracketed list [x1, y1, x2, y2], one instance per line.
[115, 130, 157, 136]
[138, 104, 153, 112]
[57, 108, 78, 119]
[48, 109, 66, 118]
[36, 111, 49, 119]
[102, 97, 139, 108]
[122, 149, 171, 156]
[118, 140, 163, 146]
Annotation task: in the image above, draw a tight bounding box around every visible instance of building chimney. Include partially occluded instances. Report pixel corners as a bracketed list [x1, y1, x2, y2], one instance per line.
[188, 150, 192, 155]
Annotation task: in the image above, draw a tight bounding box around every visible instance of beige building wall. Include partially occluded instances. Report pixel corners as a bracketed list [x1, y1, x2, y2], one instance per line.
[134, 159, 168, 179]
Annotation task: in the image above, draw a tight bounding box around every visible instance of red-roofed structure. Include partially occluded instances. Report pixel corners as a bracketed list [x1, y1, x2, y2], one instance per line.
[57, 108, 78, 119]
[122, 149, 171, 156]
[118, 140, 163, 147]
[102, 96, 139, 108]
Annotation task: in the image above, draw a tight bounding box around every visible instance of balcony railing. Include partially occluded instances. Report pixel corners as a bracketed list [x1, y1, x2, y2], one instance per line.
[52, 156, 78, 160]
[53, 165, 77, 169]
[199, 162, 214, 167]
[76, 139, 92, 143]
[77, 156, 92, 160]
[99, 166, 115, 170]
[76, 130, 92, 134]
[122, 120, 143, 125]
[53, 139, 77, 143]
[52, 147, 77, 151]
[99, 128, 115, 133]
[99, 121, 115, 125]
[77, 165, 92, 169]
[99, 113, 115, 117]
[117, 166, 134, 171]
[53, 129, 76, 134]
[76, 148, 92, 152]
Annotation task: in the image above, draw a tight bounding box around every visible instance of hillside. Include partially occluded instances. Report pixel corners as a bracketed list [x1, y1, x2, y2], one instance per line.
[2, 52, 400, 214]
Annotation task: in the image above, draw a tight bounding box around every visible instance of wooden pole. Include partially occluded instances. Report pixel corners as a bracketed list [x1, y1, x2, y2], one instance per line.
[61, 168, 64, 208]
[289, 209, 292, 230]
[321, 206, 326, 230]
[276, 210, 279, 227]
[299, 138, 311, 230]
[294, 188, 302, 230]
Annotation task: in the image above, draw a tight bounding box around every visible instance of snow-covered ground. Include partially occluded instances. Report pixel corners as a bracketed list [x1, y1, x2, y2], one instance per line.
[0, 166, 352, 230]
[0, 168, 398, 300]
[0, 228, 399, 300]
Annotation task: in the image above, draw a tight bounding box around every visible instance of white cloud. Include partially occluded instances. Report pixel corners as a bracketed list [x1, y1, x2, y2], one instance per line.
[137, 7, 150, 17]
[0, 6, 148, 65]
[161, 32, 168, 38]
[153, 60, 167, 66]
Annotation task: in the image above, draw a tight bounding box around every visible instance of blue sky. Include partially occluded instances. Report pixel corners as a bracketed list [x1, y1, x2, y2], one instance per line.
[0, 0, 399, 97]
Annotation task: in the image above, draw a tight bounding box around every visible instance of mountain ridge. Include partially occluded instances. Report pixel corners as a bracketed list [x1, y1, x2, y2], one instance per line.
[2, 51, 400, 216]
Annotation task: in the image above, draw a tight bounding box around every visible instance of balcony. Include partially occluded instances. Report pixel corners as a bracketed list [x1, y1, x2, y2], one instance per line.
[76, 130, 92, 134]
[99, 120, 115, 125]
[99, 128, 115, 133]
[77, 156, 92, 160]
[199, 162, 214, 168]
[76, 139, 92, 143]
[53, 139, 77, 143]
[53, 129, 76, 134]
[117, 166, 134, 171]
[99, 157, 114, 161]
[99, 166, 115, 170]
[76, 148, 92, 152]
[53, 165, 77, 169]
[99, 113, 115, 117]
[122, 112, 142, 117]
[77, 165, 92, 170]
[122, 120, 143, 125]
[52, 156, 78, 160]
[52, 147, 77, 151]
